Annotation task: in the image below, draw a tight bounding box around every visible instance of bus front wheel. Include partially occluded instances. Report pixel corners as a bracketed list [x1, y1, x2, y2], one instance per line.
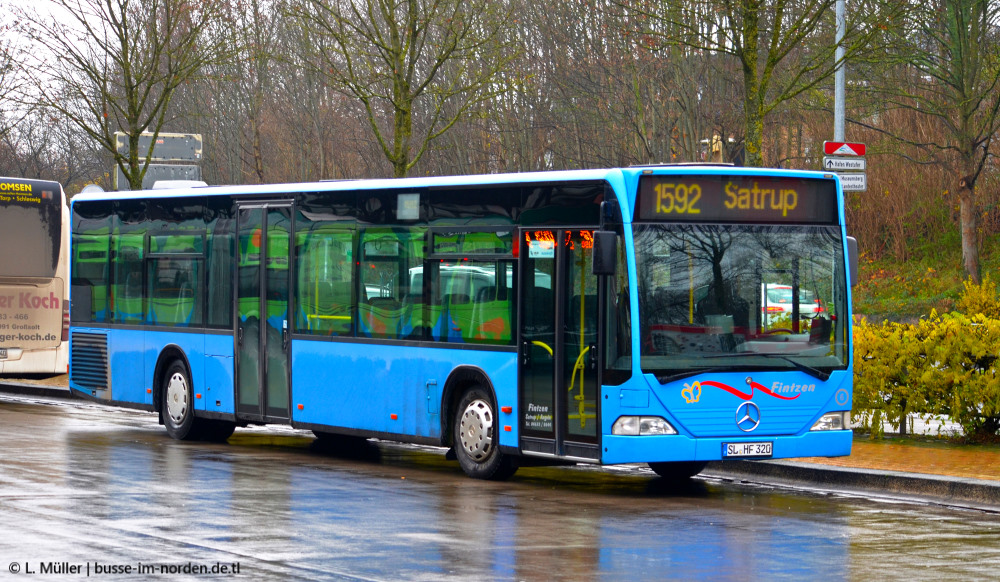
[453, 387, 517, 480]
[163, 360, 198, 440]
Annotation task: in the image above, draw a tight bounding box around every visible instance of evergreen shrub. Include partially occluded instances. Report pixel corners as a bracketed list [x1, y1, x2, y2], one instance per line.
[853, 277, 1000, 439]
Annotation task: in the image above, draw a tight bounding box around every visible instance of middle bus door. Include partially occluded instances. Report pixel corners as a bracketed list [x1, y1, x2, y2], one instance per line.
[236, 203, 292, 422]
[518, 229, 600, 460]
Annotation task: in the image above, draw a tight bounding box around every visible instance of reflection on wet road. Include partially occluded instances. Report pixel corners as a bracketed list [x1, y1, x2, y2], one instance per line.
[1, 394, 999, 581]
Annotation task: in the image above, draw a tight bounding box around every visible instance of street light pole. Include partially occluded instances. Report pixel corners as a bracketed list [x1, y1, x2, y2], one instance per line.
[834, 0, 846, 141]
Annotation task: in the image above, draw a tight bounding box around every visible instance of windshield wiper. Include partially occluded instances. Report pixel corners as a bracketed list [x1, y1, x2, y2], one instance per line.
[757, 354, 831, 381]
[654, 367, 732, 385]
[651, 353, 832, 384]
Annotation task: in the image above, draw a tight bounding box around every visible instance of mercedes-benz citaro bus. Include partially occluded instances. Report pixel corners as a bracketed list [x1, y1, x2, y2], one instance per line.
[0, 177, 70, 375]
[68, 166, 856, 480]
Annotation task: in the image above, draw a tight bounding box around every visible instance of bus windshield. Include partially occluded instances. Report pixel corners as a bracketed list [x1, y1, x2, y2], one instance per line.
[633, 223, 848, 381]
[0, 186, 62, 278]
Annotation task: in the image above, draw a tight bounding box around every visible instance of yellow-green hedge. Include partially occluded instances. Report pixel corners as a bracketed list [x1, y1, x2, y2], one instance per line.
[854, 276, 1000, 438]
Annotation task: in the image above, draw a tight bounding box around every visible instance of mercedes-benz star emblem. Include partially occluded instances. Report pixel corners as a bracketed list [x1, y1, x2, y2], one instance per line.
[736, 402, 761, 432]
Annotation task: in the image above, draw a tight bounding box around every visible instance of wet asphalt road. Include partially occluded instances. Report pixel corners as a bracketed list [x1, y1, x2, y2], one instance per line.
[2, 393, 1000, 581]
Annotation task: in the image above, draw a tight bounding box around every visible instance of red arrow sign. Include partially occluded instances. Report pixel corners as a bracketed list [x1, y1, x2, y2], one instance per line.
[824, 141, 866, 156]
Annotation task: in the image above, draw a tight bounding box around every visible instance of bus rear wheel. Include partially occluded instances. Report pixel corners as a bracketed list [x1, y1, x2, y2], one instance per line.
[163, 360, 198, 440]
[453, 387, 517, 480]
[647, 461, 707, 480]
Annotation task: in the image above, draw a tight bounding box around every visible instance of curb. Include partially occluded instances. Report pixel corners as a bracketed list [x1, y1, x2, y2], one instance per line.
[703, 459, 1000, 512]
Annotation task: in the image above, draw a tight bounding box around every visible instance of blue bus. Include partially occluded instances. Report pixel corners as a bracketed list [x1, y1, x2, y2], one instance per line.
[68, 166, 856, 479]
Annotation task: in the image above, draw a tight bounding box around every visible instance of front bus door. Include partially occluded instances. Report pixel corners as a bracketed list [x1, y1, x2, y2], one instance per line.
[236, 203, 292, 422]
[519, 229, 600, 460]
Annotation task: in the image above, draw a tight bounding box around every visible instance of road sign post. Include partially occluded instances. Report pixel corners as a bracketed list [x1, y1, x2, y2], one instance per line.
[836, 173, 867, 191]
[823, 157, 866, 172]
[823, 142, 866, 156]
[823, 141, 866, 192]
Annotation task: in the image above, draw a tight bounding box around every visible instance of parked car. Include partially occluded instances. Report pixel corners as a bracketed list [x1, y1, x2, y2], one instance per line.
[762, 284, 825, 326]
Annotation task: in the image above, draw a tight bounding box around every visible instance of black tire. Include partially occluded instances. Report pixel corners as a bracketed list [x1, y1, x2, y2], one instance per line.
[453, 386, 517, 480]
[162, 360, 198, 440]
[647, 461, 707, 480]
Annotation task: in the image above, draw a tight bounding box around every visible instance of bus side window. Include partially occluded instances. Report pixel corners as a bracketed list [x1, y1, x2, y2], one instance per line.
[295, 212, 357, 336]
[72, 234, 110, 323]
[113, 236, 145, 324]
[148, 258, 201, 327]
[71, 201, 113, 324]
[433, 259, 514, 345]
[604, 232, 631, 383]
[206, 208, 235, 329]
[358, 228, 425, 340]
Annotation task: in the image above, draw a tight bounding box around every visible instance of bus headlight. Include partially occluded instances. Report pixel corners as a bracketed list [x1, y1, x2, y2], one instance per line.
[810, 412, 851, 431]
[612, 416, 678, 436]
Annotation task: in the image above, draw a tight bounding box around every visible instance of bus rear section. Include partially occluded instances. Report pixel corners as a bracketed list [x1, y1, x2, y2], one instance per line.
[0, 177, 70, 375]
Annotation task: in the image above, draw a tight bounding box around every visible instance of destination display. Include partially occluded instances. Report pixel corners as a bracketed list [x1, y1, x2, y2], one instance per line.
[0, 178, 60, 207]
[636, 175, 838, 224]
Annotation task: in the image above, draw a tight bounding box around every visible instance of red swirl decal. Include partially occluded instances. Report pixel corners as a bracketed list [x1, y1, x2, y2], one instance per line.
[700, 380, 800, 401]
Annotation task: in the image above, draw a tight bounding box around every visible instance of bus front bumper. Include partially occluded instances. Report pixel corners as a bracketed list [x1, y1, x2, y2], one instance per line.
[600, 430, 853, 465]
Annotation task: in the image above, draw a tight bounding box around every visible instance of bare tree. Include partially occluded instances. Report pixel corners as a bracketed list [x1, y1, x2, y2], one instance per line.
[203, 0, 282, 183]
[0, 5, 27, 144]
[863, 0, 1000, 283]
[17, 0, 228, 189]
[177, 0, 282, 184]
[423, 0, 748, 174]
[292, 0, 515, 178]
[626, 0, 894, 167]
[0, 107, 107, 190]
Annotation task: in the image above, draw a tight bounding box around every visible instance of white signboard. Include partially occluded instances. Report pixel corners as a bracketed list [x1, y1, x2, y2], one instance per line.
[824, 157, 866, 172]
[837, 173, 867, 192]
[528, 240, 555, 259]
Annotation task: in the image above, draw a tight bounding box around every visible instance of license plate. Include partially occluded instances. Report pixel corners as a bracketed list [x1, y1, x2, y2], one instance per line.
[724, 441, 772, 458]
[0, 348, 6, 359]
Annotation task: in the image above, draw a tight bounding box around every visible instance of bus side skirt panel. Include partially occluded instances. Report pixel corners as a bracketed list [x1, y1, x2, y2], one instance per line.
[291, 339, 518, 447]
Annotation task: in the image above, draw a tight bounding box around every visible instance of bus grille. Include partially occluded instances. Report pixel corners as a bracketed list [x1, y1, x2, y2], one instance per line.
[71, 332, 109, 391]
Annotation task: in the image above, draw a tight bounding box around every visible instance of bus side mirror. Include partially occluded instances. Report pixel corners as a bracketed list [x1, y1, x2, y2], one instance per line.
[847, 236, 858, 287]
[593, 231, 617, 276]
